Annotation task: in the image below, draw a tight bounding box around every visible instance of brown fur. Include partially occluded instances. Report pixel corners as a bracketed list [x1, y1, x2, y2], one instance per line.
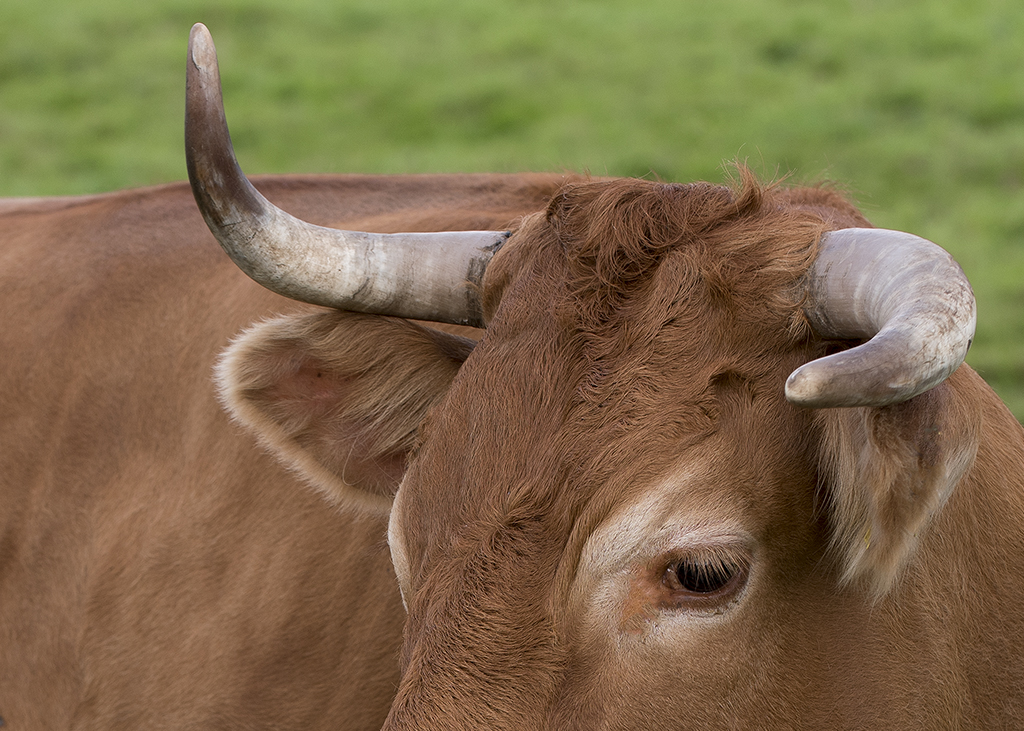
[0, 173, 566, 729]
[3, 169, 1023, 730]
[217, 312, 475, 512]
[816, 377, 981, 598]
[384, 173, 1024, 728]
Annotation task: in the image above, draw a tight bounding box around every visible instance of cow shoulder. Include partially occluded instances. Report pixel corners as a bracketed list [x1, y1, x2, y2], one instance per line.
[216, 310, 473, 514]
[817, 365, 982, 599]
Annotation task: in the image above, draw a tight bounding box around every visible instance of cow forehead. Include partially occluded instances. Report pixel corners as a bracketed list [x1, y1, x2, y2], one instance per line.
[391, 176, 829, 596]
[394, 375, 817, 602]
[396, 346, 816, 588]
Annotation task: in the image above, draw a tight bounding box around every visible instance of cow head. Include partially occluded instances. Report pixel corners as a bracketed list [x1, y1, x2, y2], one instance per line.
[188, 24, 981, 729]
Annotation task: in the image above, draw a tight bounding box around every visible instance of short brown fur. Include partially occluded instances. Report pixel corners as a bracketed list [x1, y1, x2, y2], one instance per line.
[3, 169, 1023, 730]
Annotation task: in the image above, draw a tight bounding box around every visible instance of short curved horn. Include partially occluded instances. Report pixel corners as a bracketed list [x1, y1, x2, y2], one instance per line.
[185, 23, 507, 327]
[786, 228, 976, 408]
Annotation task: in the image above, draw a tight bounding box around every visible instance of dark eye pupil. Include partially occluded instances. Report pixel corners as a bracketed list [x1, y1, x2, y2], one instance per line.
[675, 560, 734, 594]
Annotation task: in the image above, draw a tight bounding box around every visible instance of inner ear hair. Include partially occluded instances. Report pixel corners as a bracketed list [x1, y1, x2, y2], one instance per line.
[216, 310, 474, 514]
[816, 377, 979, 600]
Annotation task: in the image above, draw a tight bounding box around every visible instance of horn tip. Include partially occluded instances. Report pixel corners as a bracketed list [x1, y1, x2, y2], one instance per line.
[189, 23, 216, 71]
[784, 360, 881, 409]
[785, 355, 939, 409]
[784, 365, 828, 408]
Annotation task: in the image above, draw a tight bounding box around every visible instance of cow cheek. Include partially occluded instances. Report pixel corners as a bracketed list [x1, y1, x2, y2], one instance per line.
[556, 611, 767, 730]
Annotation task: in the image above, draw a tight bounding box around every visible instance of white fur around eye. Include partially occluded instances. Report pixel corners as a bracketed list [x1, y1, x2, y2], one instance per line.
[571, 461, 754, 637]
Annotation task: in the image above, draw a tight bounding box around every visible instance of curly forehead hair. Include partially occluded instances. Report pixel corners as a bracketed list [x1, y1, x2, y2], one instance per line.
[546, 167, 870, 340]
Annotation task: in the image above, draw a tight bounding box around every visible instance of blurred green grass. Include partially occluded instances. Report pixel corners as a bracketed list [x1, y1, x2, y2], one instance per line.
[2, 0, 1022, 418]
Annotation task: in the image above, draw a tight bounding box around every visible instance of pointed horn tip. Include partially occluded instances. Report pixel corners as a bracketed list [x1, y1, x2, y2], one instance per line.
[785, 352, 967, 409]
[784, 366, 831, 408]
[784, 367, 893, 410]
[189, 23, 217, 71]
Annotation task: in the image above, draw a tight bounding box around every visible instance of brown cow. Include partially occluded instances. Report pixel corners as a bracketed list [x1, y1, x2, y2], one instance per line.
[1, 22, 1022, 729]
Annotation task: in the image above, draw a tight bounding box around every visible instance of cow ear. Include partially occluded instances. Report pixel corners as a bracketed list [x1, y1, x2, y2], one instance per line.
[216, 311, 473, 515]
[817, 371, 980, 599]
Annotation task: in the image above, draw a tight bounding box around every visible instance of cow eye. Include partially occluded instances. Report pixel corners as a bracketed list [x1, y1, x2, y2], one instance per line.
[662, 553, 746, 599]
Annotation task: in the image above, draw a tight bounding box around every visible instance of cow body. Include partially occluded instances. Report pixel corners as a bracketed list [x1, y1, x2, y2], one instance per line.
[0, 173, 565, 728]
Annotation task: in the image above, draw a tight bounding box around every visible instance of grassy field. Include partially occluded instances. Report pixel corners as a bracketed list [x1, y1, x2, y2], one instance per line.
[2, 0, 1022, 417]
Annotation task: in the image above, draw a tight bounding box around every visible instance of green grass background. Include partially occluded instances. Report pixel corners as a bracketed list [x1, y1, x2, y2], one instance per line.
[2, 0, 1022, 417]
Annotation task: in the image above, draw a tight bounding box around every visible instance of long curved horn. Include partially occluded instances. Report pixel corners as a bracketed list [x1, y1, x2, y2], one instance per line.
[185, 23, 507, 327]
[786, 228, 976, 408]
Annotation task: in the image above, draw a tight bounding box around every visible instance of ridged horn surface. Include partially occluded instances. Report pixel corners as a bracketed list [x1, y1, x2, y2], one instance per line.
[786, 228, 976, 408]
[185, 23, 507, 327]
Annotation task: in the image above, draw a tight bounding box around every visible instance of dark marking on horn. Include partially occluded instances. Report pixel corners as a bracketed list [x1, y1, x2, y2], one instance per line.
[466, 234, 510, 288]
[464, 232, 510, 322]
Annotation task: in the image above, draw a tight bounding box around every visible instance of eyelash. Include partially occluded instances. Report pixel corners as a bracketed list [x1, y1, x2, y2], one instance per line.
[656, 548, 750, 609]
